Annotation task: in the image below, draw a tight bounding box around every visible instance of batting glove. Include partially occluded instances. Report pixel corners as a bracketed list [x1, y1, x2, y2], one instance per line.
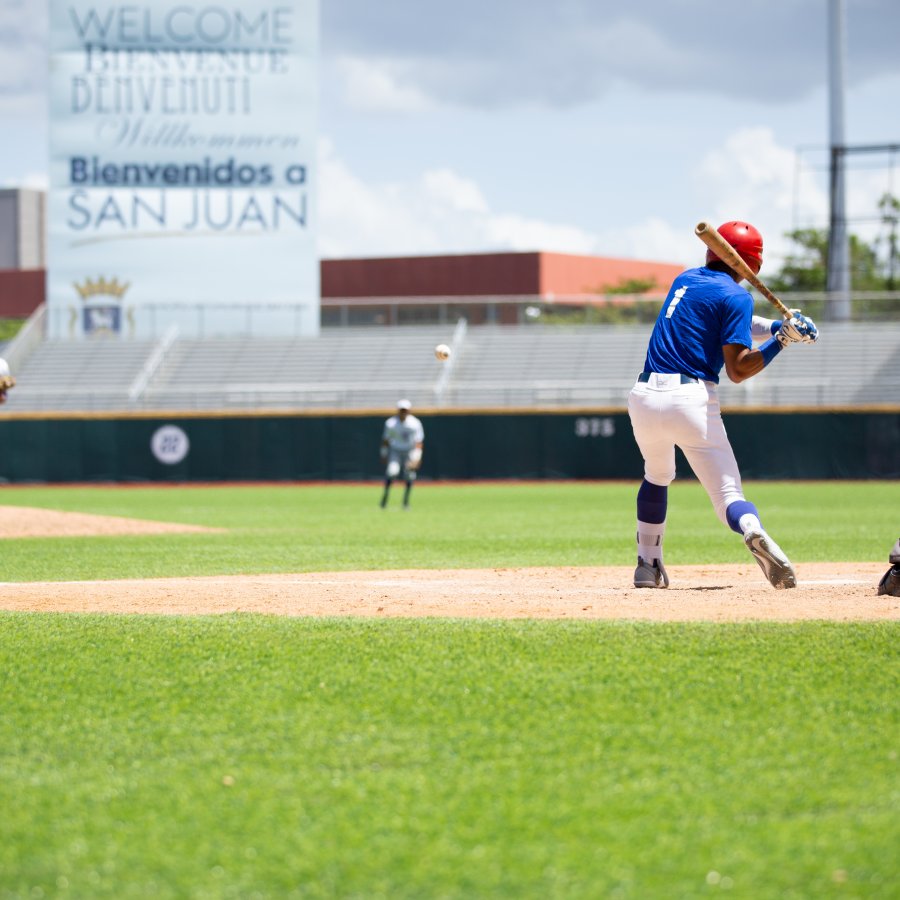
[786, 312, 818, 343]
[775, 313, 819, 346]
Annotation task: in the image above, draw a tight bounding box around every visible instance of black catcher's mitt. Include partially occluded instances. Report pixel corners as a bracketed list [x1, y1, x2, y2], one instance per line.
[877, 538, 900, 597]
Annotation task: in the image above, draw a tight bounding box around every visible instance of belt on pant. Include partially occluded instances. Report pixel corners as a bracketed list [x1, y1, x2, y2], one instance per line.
[637, 372, 698, 384]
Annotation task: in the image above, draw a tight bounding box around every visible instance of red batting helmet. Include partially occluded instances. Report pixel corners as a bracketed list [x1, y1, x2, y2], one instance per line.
[706, 221, 764, 274]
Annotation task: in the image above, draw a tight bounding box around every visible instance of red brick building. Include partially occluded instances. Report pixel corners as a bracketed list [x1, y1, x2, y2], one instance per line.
[0, 269, 45, 318]
[321, 251, 681, 298]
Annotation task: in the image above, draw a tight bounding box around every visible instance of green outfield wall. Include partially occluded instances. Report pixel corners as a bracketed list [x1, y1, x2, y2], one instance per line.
[0, 410, 897, 483]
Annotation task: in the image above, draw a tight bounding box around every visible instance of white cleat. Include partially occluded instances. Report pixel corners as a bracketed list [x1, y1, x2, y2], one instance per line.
[744, 529, 797, 589]
[634, 557, 669, 589]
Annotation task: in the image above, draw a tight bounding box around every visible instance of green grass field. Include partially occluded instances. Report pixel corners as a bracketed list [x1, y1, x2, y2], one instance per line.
[1, 482, 898, 898]
[1, 480, 897, 581]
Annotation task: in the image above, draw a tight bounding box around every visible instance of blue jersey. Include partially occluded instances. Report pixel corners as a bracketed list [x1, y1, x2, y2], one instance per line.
[643, 266, 753, 383]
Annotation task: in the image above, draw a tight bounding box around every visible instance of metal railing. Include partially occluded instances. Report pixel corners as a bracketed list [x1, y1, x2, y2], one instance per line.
[44, 303, 316, 341]
[128, 324, 180, 403]
[18, 290, 900, 345]
[2, 303, 46, 373]
[9, 375, 895, 413]
[321, 291, 900, 326]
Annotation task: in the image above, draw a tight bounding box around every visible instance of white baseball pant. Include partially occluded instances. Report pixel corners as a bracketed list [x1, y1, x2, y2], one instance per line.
[385, 449, 416, 480]
[627, 374, 746, 525]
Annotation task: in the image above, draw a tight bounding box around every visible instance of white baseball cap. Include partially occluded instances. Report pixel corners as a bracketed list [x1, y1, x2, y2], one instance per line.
[0, 358, 8, 377]
[397, 399, 412, 410]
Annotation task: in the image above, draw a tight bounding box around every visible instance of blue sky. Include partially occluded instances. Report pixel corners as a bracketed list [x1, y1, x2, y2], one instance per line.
[2, 0, 899, 270]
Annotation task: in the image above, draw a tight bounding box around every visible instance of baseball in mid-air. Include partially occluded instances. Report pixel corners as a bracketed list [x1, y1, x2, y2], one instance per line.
[434, 343, 451, 361]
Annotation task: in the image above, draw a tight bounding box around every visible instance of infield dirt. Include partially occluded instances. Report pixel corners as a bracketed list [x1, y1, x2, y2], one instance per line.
[0, 506, 895, 622]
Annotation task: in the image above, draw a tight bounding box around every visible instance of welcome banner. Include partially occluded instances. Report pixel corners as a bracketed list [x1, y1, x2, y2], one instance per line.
[48, 2, 319, 338]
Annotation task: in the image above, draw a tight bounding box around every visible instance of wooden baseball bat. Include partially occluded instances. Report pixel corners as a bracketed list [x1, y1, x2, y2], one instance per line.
[695, 221, 791, 319]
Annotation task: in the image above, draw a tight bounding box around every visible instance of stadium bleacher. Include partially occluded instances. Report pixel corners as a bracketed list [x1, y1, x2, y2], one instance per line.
[5, 315, 900, 412]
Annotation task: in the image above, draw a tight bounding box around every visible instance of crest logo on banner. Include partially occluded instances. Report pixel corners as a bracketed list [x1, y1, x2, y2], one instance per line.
[72, 276, 131, 337]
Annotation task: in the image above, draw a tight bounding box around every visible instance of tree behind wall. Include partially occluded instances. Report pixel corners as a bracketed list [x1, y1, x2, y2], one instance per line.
[768, 219, 900, 320]
[769, 228, 887, 292]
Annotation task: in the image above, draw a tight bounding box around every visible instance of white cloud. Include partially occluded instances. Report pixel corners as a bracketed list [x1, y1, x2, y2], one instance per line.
[420, 169, 488, 214]
[480, 215, 598, 255]
[318, 125, 895, 273]
[695, 127, 829, 268]
[317, 139, 696, 265]
[317, 137, 602, 258]
[318, 130, 811, 265]
[600, 217, 695, 269]
[692, 125, 898, 267]
[317, 137, 442, 256]
[0, 0, 47, 114]
[333, 56, 432, 113]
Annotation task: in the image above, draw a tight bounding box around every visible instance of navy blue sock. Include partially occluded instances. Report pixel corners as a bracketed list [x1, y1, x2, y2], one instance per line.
[637, 479, 667, 525]
[725, 499, 760, 535]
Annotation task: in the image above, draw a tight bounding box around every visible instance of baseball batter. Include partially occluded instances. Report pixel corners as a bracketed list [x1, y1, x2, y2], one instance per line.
[627, 221, 819, 590]
[380, 399, 424, 509]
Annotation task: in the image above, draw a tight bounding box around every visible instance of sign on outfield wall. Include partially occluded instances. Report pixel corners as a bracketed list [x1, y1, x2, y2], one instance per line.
[47, 1, 319, 339]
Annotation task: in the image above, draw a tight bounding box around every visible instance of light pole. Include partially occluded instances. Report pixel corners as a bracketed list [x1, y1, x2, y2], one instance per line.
[826, 0, 851, 320]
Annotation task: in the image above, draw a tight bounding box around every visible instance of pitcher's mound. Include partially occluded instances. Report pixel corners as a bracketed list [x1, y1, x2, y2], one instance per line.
[0, 505, 222, 538]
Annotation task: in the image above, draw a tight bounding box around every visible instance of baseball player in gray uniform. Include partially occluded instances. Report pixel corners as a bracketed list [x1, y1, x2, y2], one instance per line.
[380, 399, 425, 509]
[628, 220, 819, 590]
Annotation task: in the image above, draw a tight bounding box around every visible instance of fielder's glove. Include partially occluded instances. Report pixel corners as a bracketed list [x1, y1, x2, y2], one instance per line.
[775, 311, 819, 347]
[0, 374, 15, 403]
[877, 538, 900, 597]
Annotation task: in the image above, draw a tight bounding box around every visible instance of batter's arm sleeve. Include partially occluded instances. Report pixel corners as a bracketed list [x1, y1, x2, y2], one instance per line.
[751, 315, 779, 340]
